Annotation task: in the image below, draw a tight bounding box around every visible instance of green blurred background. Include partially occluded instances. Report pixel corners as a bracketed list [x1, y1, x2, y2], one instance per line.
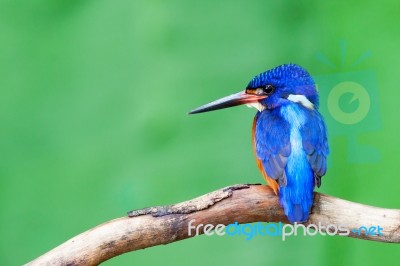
[1, 0, 399, 265]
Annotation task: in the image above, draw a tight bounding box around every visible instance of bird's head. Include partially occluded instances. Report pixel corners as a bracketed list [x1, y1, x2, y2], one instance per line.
[189, 64, 318, 114]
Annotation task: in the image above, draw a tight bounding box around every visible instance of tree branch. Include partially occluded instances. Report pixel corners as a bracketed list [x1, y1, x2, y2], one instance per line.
[25, 184, 400, 266]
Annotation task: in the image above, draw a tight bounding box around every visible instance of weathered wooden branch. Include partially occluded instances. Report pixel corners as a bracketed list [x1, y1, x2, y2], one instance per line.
[26, 184, 400, 266]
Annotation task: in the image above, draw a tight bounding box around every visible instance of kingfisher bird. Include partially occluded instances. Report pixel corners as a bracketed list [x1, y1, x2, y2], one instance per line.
[189, 64, 329, 223]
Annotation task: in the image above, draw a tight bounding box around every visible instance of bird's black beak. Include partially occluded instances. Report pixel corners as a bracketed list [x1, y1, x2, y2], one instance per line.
[188, 90, 267, 114]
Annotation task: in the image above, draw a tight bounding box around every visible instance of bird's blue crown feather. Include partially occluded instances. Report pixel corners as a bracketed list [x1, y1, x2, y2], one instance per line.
[247, 64, 319, 108]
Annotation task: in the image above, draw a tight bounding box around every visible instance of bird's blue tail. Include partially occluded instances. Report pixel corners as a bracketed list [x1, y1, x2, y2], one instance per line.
[279, 185, 314, 223]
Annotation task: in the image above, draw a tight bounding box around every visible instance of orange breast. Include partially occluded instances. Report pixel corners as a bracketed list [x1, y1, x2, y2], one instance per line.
[252, 116, 279, 195]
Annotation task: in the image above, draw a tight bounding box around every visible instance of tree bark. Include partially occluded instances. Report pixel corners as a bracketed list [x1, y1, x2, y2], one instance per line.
[25, 184, 400, 266]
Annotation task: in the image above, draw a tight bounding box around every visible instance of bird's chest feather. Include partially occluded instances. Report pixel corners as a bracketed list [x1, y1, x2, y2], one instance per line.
[254, 103, 308, 154]
[279, 104, 307, 156]
[254, 103, 312, 184]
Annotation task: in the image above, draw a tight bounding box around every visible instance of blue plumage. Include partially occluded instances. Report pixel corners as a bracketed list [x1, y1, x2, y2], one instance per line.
[248, 64, 320, 109]
[189, 63, 329, 223]
[251, 64, 329, 223]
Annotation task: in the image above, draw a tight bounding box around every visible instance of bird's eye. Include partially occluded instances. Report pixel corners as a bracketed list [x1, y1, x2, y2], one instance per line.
[262, 85, 275, 95]
[248, 85, 275, 96]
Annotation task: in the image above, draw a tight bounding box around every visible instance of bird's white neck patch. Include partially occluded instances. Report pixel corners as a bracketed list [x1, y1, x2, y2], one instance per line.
[246, 102, 265, 112]
[287, 94, 314, 109]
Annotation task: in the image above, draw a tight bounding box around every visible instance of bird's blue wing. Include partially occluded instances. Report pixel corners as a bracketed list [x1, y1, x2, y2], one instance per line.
[254, 110, 291, 186]
[300, 110, 329, 187]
